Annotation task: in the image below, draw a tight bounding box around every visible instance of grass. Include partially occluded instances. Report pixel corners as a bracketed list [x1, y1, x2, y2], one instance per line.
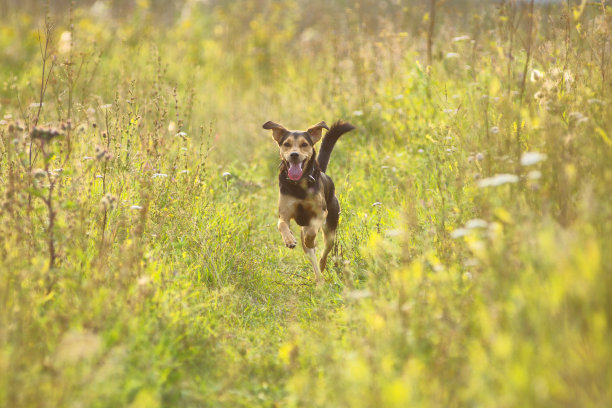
[0, 0, 611, 406]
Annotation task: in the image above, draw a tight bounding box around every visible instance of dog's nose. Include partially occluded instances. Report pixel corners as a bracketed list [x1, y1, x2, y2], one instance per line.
[290, 152, 299, 159]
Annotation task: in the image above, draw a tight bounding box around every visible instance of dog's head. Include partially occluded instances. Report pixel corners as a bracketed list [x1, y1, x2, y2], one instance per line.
[263, 120, 328, 181]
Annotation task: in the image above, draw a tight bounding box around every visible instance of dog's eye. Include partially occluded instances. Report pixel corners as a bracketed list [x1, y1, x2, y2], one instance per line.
[301, 143, 308, 147]
[283, 142, 291, 147]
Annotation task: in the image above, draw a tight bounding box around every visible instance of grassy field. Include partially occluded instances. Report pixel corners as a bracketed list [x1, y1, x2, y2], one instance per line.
[0, 0, 611, 406]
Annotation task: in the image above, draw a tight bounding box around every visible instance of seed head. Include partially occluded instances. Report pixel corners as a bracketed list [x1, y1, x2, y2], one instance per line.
[101, 193, 117, 211]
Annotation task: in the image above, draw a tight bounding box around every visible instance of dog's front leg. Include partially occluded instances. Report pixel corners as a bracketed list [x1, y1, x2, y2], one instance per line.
[301, 223, 323, 284]
[278, 216, 297, 248]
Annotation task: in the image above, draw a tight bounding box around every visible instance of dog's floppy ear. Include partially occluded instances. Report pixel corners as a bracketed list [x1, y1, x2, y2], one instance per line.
[306, 121, 329, 144]
[263, 121, 288, 143]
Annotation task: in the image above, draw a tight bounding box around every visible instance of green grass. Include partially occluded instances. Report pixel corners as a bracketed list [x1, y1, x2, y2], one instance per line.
[1, 0, 611, 406]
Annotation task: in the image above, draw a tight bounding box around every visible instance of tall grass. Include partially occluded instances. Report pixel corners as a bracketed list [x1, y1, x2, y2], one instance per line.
[0, 0, 611, 406]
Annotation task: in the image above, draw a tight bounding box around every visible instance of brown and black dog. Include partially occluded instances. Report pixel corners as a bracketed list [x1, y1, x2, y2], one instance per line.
[263, 120, 355, 284]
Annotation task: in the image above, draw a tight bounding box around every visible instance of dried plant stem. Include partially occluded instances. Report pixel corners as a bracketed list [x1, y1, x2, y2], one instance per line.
[426, 0, 436, 70]
[516, 0, 535, 164]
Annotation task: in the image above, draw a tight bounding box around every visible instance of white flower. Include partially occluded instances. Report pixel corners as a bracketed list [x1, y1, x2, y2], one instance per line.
[168, 121, 177, 134]
[477, 173, 519, 188]
[29, 102, 44, 108]
[530, 69, 544, 83]
[568, 112, 588, 125]
[58, 31, 71, 54]
[527, 170, 541, 180]
[372, 202, 382, 207]
[445, 52, 460, 59]
[352, 110, 364, 116]
[451, 228, 470, 238]
[152, 173, 168, 178]
[490, 126, 499, 134]
[130, 205, 143, 210]
[100, 104, 112, 109]
[176, 131, 188, 137]
[443, 108, 459, 115]
[222, 172, 232, 178]
[520, 152, 547, 166]
[465, 219, 488, 229]
[452, 35, 470, 42]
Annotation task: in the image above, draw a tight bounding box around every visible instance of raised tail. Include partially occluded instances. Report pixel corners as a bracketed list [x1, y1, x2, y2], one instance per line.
[317, 121, 355, 173]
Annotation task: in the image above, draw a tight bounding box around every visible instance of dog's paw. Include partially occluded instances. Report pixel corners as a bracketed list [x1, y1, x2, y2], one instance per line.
[283, 234, 297, 249]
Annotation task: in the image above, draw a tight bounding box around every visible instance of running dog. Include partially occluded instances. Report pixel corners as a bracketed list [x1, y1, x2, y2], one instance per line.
[262, 120, 355, 284]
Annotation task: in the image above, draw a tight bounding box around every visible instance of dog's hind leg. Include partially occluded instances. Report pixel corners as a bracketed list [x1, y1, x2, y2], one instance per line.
[301, 228, 323, 285]
[320, 196, 340, 274]
[319, 226, 335, 273]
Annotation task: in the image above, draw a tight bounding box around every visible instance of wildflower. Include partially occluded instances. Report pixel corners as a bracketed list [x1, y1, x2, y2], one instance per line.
[58, 31, 71, 54]
[222, 172, 232, 178]
[452, 35, 470, 42]
[29, 102, 44, 108]
[372, 202, 382, 207]
[130, 205, 143, 210]
[100, 104, 112, 109]
[32, 168, 47, 179]
[445, 52, 460, 59]
[465, 219, 488, 229]
[476, 153, 484, 161]
[168, 121, 177, 134]
[443, 108, 459, 115]
[477, 173, 519, 188]
[152, 173, 168, 178]
[137, 276, 151, 286]
[352, 110, 364, 116]
[530, 69, 544, 83]
[179, 169, 189, 174]
[83, 156, 94, 160]
[527, 170, 541, 180]
[490, 126, 499, 134]
[520, 152, 547, 166]
[176, 131, 188, 138]
[568, 112, 588, 125]
[30, 126, 62, 142]
[95, 146, 107, 160]
[100, 193, 117, 211]
[451, 228, 470, 238]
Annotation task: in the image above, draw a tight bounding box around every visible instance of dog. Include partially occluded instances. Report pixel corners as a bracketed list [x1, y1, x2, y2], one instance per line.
[263, 120, 355, 284]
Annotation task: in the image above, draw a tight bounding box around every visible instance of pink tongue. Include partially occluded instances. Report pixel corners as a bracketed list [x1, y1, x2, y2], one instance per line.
[288, 162, 303, 181]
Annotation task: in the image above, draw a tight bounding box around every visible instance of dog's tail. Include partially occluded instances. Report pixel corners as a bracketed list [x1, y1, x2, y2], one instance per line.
[317, 121, 355, 173]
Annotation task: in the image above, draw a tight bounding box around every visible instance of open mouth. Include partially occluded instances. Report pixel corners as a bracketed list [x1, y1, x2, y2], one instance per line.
[287, 159, 306, 181]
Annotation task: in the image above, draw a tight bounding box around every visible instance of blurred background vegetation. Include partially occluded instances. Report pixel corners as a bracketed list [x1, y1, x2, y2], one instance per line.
[0, 0, 611, 407]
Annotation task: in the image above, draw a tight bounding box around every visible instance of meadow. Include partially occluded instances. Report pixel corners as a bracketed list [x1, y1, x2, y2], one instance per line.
[0, 0, 611, 406]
